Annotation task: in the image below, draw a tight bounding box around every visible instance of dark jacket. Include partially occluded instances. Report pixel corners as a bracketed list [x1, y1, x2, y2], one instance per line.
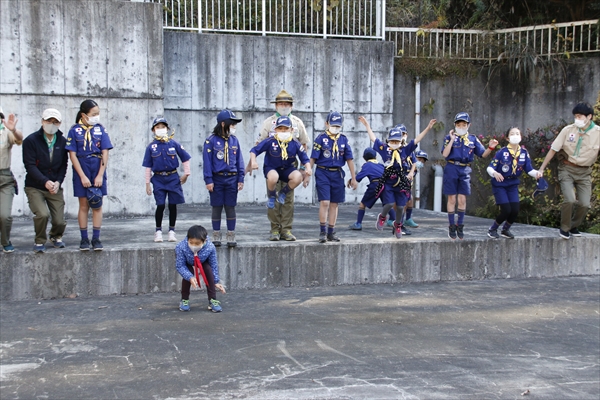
[23, 128, 68, 191]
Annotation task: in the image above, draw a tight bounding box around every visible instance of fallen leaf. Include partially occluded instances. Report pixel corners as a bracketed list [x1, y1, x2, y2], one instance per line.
[521, 389, 530, 396]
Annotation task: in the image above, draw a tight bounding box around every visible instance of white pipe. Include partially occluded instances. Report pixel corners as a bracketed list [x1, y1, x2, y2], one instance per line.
[433, 164, 443, 212]
[414, 76, 421, 208]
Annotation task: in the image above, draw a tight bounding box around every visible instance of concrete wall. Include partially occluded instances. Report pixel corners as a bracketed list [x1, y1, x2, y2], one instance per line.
[162, 32, 395, 205]
[394, 59, 600, 210]
[1, 236, 598, 300]
[0, 0, 164, 217]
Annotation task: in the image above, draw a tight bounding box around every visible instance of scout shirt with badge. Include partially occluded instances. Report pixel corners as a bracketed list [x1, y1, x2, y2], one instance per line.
[442, 133, 486, 164]
[142, 138, 191, 175]
[311, 130, 354, 168]
[202, 133, 245, 184]
[488, 145, 534, 186]
[250, 136, 309, 173]
[65, 122, 113, 158]
[373, 137, 416, 187]
[550, 122, 600, 167]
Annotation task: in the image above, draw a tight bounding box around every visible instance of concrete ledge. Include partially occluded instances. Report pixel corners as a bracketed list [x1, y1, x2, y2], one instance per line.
[1, 206, 598, 300]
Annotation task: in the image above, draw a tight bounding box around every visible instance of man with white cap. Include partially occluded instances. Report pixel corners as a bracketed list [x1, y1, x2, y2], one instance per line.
[0, 107, 23, 253]
[22, 108, 69, 253]
[257, 90, 310, 241]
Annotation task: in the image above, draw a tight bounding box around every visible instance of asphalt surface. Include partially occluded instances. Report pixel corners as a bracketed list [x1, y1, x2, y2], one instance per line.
[1, 276, 599, 399]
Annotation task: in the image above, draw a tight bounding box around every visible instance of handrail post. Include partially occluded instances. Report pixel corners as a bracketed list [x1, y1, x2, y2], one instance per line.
[323, 0, 327, 39]
[262, 0, 266, 36]
[198, 0, 202, 33]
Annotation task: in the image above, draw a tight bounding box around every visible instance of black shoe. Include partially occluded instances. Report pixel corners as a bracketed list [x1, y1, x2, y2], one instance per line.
[91, 238, 104, 251]
[448, 225, 457, 240]
[327, 232, 340, 242]
[501, 229, 515, 239]
[559, 229, 571, 239]
[319, 231, 327, 243]
[401, 226, 412, 235]
[487, 229, 500, 239]
[79, 238, 91, 251]
[569, 228, 582, 237]
[456, 224, 464, 240]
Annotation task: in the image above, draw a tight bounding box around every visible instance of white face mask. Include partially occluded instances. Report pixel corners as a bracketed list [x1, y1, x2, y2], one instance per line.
[277, 106, 291, 116]
[155, 128, 168, 137]
[455, 127, 468, 136]
[229, 127, 236, 136]
[189, 245, 202, 254]
[87, 115, 100, 125]
[574, 117, 588, 128]
[509, 134, 521, 145]
[388, 142, 400, 150]
[43, 123, 59, 135]
[416, 161, 424, 169]
[329, 126, 341, 134]
[276, 131, 292, 141]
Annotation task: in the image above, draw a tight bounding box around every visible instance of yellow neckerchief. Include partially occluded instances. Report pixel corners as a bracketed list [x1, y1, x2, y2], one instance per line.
[458, 133, 471, 147]
[367, 159, 379, 164]
[276, 134, 293, 160]
[326, 130, 341, 159]
[387, 145, 403, 170]
[78, 119, 94, 151]
[154, 129, 175, 144]
[507, 144, 521, 175]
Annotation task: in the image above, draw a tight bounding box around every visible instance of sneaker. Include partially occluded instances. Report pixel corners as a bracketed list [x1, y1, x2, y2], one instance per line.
[179, 299, 190, 312]
[79, 238, 91, 251]
[348, 222, 362, 230]
[319, 231, 327, 243]
[501, 229, 515, 239]
[456, 224, 464, 240]
[213, 231, 222, 246]
[448, 225, 457, 240]
[33, 243, 45, 253]
[208, 299, 222, 313]
[154, 230, 163, 242]
[226, 231, 236, 247]
[2, 242, 15, 253]
[385, 219, 394, 228]
[327, 231, 340, 242]
[267, 196, 276, 209]
[569, 228, 582, 237]
[404, 218, 419, 228]
[277, 191, 287, 205]
[91, 238, 104, 251]
[376, 213, 386, 231]
[269, 232, 280, 241]
[393, 222, 402, 239]
[401, 226, 412, 235]
[168, 230, 177, 242]
[487, 229, 500, 239]
[559, 229, 571, 239]
[50, 237, 65, 248]
[280, 231, 296, 241]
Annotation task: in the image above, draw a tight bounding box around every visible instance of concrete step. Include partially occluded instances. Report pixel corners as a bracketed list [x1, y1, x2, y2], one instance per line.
[2, 205, 598, 300]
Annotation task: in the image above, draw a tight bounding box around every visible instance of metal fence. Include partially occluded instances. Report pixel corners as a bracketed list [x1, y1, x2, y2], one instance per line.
[146, 0, 386, 39]
[386, 19, 600, 60]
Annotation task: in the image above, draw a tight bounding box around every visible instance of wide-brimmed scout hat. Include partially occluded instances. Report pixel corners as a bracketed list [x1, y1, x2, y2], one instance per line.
[270, 90, 294, 104]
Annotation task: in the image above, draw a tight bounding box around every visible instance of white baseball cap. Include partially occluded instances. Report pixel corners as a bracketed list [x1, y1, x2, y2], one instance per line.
[42, 108, 62, 122]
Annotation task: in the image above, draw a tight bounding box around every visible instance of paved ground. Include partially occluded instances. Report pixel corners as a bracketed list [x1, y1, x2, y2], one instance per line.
[1, 276, 599, 399]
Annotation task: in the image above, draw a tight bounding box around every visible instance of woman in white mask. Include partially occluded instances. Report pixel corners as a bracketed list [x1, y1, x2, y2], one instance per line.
[486, 127, 541, 239]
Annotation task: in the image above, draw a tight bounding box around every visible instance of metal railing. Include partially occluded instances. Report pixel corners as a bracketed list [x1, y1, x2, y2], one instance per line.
[146, 0, 385, 39]
[386, 19, 600, 59]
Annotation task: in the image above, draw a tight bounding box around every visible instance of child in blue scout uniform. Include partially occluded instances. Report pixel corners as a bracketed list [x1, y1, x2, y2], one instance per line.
[403, 150, 429, 229]
[143, 117, 191, 243]
[359, 116, 436, 239]
[310, 111, 358, 243]
[348, 147, 395, 230]
[175, 225, 226, 313]
[203, 110, 245, 248]
[486, 127, 539, 239]
[442, 112, 498, 240]
[246, 116, 312, 239]
[66, 99, 113, 251]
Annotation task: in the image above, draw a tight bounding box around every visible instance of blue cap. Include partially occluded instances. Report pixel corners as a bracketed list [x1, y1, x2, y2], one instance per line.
[326, 111, 343, 126]
[217, 109, 242, 124]
[454, 112, 471, 124]
[393, 124, 408, 134]
[415, 150, 428, 161]
[275, 116, 292, 128]
[87, 187, 103, 209]
[152, 117, 168, 129]
[363, 147, 377, 160]
[532, 177, 549, 198]
[387, 128, 404, 142]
